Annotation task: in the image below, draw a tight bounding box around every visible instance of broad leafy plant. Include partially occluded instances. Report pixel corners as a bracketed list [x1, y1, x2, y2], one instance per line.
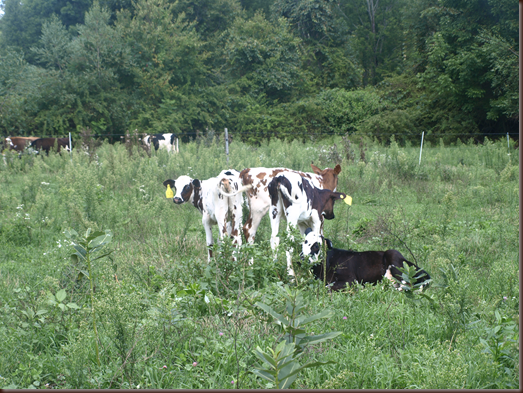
[392, 262, 432, 299]
[64, 228, 113, 366]
[480, 310, 519, 371]
[252, 285, 341, 388]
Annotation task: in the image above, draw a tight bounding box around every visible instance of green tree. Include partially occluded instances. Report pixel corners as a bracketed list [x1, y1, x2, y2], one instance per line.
[416, 0, 518, 136]
[334, 0, 406, 86]
[272, 0, 361, 90]
[0, 0, 92, 60]
[171, 0, 244, 38]
[222, 12, 304, 102]
[0, 50, 44, 135]
[117, 0, 217, 135]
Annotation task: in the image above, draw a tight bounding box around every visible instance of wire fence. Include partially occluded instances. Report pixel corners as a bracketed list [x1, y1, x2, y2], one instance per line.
[3, 130, 519, 140]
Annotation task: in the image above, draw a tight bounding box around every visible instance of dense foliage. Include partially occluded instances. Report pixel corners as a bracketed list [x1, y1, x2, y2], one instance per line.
[0, 0, 518, 142]
[0, 136, 519, 388]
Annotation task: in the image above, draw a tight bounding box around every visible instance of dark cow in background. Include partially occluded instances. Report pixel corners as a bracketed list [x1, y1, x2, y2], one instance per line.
[301, 229, 431, 291]
[2, 136, 40, 152]
[30, 138, 71, 154]
[144, 133, 178, 153]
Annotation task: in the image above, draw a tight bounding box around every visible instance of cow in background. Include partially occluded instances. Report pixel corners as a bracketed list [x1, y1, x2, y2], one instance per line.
[144, 133, 178, 153]
[163, 169, 251, 260]
[301, 229, 431, 291]
[2, 136, 40, 152]
[30, 138, 71, 154]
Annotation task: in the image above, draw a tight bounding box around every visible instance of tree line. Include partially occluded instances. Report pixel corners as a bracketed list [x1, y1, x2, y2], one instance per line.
[0, 0, 518, 144]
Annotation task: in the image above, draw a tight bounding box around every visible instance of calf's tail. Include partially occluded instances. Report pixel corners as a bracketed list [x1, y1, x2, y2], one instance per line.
[219, 184, 252, 197]
[277, 179, 300, 204]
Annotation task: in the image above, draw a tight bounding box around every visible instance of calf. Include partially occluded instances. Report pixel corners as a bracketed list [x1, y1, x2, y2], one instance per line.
[301, 229, 431, 291]
[3, 136, 40, 152]
[30, 138, 71, 154]
[267, 172, 349, 276]
[144, 133, 178, 153]
[163, 169, 251, 260]
[239, 163, 342, 245]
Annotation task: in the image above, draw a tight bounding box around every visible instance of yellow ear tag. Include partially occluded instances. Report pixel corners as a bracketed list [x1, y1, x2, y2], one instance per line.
[341, 195, 352, 206]
[166, 184, 174, 199]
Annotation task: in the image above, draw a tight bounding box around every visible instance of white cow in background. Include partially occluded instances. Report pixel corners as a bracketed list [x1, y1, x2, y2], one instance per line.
[144, 133, 179, 153]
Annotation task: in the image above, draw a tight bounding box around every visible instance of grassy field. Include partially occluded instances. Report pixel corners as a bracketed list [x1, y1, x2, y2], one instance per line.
[0, 135, 519, 389]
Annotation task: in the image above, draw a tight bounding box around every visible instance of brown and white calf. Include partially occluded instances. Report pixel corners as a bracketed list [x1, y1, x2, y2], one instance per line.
[239, 164, 342, 245]
[267, 171, 348, 275]
[3, 136, 40, 152]
[163, 169, 251, 260]
[301, 229, 431, 291]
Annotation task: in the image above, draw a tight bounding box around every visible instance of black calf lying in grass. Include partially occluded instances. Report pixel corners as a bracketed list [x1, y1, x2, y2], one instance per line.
[301, 228, 431, 291]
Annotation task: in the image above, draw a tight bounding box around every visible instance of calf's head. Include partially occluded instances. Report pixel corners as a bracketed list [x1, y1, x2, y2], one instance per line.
[318, 190, 348, 220]
[301, 228, 333, 263]
[311, 163, 341, 191]
[163, 175, 201, 204]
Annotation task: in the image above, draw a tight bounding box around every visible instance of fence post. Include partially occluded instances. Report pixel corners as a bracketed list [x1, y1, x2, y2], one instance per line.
[419, 131, 424, 165]
[225, 128, 229, 165]
[69, 132, 72, 161]
[507, 132, 510, 149]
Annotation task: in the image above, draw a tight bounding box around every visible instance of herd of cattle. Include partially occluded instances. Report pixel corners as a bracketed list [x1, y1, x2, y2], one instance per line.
[163, 164, 431, 291]
[2, 136, 71, 154]
[1, 133, 179, 155]
[1, 133, 429, 290]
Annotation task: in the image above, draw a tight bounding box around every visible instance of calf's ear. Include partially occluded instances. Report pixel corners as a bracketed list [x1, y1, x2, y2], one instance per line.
[331, 192, 346, 201]
[334, 164, 342, 174]
[163, 179, 175, 189]
[324, 238, 334, 249]
[192, 179, 201, 188]
[310, 163, 321, 174]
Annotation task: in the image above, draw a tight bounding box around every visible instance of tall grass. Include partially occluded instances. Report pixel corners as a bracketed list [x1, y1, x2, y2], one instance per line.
[0, 135, 518, 388]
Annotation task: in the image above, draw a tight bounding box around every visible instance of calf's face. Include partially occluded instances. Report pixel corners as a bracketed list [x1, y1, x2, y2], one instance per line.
[163, 175, 200, 204]
[301, 229, 322, 263]
[319, 191, 347, 220]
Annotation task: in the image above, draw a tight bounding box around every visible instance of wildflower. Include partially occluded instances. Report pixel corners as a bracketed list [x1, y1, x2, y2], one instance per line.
[219, 332, 224, 336]
[503, 296, 508, 301]
[343, 316, 347, 320]
[163, 365, 167, 369]
[192, 362, 197, 367]
[231, 381, 235, 385]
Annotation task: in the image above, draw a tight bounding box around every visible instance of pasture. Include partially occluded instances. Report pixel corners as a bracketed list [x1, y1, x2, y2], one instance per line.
[0, 135, 519, 389]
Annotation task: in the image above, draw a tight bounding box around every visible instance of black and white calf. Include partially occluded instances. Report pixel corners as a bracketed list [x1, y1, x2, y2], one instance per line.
[144, 133, 178, 153]
[163, 169, 251, 260]
[301, 229, 431, 291]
